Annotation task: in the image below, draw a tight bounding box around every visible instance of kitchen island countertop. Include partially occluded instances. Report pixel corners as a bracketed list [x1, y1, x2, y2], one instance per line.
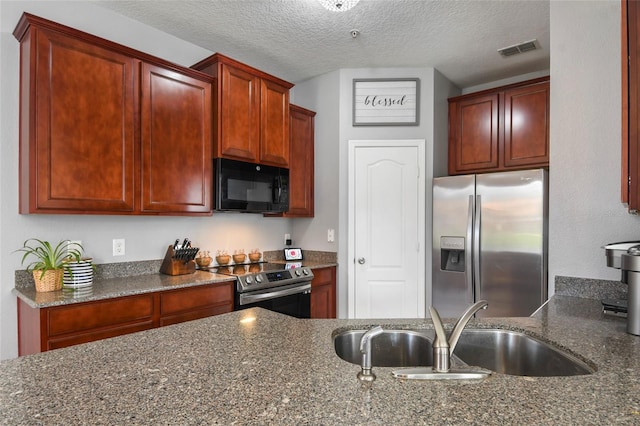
[1, 295, 640, 424]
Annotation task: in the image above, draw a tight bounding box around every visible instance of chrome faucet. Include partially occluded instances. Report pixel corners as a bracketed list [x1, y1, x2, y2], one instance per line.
[357, 325, 384, 382]
[430, 301, 488, 373]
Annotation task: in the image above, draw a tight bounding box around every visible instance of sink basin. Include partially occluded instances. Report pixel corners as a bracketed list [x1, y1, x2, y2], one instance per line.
[454, 329, 595, 376]
[333, 329, 433, 367]
[334, 327, 595, 377]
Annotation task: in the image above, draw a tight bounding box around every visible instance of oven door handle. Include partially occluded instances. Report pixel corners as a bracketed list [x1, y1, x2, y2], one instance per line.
[238, 282, 312, 305]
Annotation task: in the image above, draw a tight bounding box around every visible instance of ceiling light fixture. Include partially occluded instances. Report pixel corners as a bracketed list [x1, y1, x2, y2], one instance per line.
[318, 0, 360, 12]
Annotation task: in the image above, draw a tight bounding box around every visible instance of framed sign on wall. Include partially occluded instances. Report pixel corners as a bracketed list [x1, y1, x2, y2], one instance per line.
[352, 78, 420, 126]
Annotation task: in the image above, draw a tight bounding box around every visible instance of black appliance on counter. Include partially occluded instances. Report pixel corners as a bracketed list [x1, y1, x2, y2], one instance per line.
[214, 158, 289, 213]
[205, 262, 313, 318]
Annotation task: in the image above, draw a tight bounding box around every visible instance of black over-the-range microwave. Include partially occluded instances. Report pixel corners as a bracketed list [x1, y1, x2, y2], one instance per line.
[214, 158, 289, 213]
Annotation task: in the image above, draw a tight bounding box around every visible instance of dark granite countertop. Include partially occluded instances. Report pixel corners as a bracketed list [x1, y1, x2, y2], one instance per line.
[13, 257, 337, 310]
[1, 293, 640, 424]
[12, 271, 236, 309]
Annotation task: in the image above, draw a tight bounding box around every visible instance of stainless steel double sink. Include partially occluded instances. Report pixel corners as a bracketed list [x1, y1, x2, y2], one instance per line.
[333, 328, 595, 377]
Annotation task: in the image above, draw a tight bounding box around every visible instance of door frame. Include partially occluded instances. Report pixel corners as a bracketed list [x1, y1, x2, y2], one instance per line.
[347, 139, 427, 318]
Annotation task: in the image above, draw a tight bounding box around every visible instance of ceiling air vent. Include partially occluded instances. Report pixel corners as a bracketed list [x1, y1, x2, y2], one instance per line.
[498, 39, 539, 57]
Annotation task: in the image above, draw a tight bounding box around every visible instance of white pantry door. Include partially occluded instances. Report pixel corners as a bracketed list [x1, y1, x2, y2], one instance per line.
[348, 140, 425, 318]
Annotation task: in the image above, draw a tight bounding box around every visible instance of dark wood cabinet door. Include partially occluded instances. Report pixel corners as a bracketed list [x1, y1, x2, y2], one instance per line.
[17, 281, 235, 356]
[311, 284, 335, 319]
[23, 27, 136, 213]
[625, 0, 640, 211]
[218, 63, 260, 162]
[503, 82, 550, 168]
[46, 294, 156, 350]
[448, 77, 549, 175]
[449, 93, 500, 174]
[286, 105, 315, 217]
[191, 54, 293, 168]
[159, 282, 233, 326]
[260, 80, 290, 167]
[140, 63, 212, 213]
[310, 267, 336, 319]
[18, 294, 155, 355]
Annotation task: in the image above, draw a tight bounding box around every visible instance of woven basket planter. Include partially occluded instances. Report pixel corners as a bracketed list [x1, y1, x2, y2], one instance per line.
[33, 269, 64, 292]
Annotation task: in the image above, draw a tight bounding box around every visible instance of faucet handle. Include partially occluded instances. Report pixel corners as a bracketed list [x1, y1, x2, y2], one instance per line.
[428, 306, 449, 349]
[448, 300, 488, 353]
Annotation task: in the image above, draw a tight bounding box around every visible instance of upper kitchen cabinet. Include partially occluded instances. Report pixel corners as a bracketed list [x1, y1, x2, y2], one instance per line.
[448, 77, 550, 175]
[140, 64, 212, 213]
[15, 15, 136, 213]
[192, 54, 294, 168]
[286, 104, 316, 217]
[13, 13, 213, 215]
[623, 0, 640, 212]
[263, 104, 316, 218]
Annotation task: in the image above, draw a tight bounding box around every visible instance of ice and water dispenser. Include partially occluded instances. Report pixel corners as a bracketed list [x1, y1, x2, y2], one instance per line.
[604, 241, 640, 335]
[440, 236, 466, 272]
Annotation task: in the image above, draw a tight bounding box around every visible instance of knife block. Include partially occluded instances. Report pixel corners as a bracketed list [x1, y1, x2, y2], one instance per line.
[159, 246, 196, 276]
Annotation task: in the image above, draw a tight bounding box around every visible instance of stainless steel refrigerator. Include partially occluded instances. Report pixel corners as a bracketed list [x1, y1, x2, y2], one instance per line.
[432, 169, 548, 318]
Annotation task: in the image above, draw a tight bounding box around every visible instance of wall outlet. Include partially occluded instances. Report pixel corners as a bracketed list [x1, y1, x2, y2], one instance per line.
[327, 229, 335, 243]
[284, 233, 291, 245]
[112, 239, 125, 256]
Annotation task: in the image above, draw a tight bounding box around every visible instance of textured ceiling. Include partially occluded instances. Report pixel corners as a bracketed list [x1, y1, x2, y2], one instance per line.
[95, 0, 550, 88]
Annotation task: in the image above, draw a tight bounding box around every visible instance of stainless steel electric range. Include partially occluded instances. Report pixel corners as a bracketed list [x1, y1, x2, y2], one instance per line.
[205, 262, 314, 318]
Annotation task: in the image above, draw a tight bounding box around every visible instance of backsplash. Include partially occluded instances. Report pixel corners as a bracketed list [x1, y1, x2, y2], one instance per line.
[554, 276, 627, 300]
[14, 251, 338, 290]
[263, 250, 337, 264]
[14, 260, 162, 289]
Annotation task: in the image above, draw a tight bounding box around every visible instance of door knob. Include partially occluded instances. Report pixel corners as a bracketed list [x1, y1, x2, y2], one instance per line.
[358, 257, 366, 264]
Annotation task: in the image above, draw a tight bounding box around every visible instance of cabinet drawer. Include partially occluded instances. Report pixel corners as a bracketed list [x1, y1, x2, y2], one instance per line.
[160, 283, 233, 315]
[48, 322, 154, 350]
[160, 304, 233, 327]
[47, 294, 155, 336]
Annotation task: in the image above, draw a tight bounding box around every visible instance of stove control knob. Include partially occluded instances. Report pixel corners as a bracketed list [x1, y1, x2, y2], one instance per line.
[303, 269, 310, 275]
[294, 269, 302, 277]
[245, 276, 253, 285]
[255, 274, 263, 283]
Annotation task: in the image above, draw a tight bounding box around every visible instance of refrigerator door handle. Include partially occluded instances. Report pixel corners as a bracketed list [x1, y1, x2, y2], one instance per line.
[474, 194, 482, 299]
[466, 195, 474, 297]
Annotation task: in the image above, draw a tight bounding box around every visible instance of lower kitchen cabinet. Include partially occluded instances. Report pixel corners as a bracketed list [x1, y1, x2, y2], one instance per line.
[310, 266, 336, 319]
[159, 283, 233, 326]
[17, 281, 234, 356]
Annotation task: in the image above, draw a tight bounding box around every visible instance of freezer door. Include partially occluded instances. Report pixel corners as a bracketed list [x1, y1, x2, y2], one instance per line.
[432, 174, 475, 317]
[475, 169, 548, 317]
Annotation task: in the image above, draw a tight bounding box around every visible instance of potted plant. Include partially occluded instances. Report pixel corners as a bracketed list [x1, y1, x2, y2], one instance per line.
[16, 239, 83, 292]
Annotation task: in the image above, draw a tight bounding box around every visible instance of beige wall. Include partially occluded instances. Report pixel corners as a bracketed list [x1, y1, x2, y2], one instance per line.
[548, 1, 637, 289]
